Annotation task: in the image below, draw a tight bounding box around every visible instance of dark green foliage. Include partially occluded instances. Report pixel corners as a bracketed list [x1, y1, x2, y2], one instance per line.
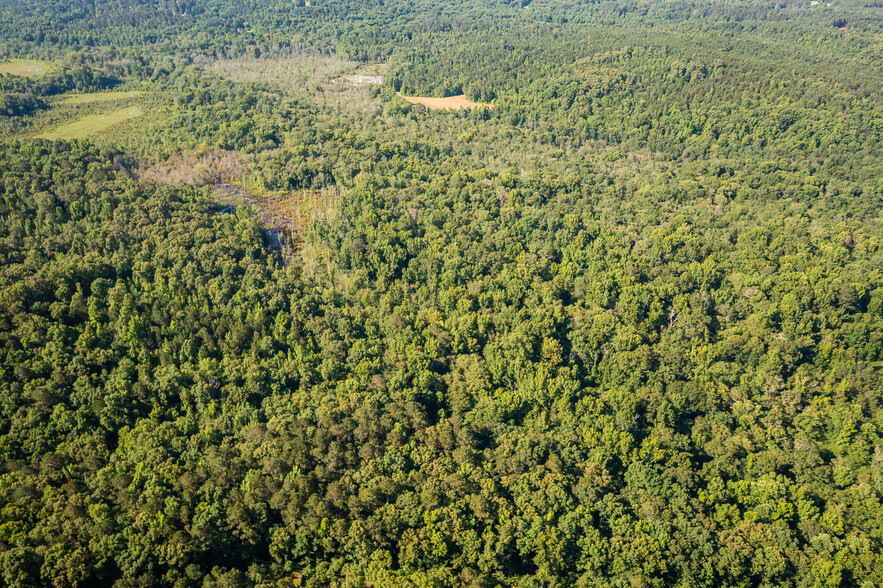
[1, 0, 883, 586]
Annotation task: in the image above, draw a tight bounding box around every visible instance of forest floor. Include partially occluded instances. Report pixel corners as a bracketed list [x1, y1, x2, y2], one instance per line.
[396, 92, 492, 110]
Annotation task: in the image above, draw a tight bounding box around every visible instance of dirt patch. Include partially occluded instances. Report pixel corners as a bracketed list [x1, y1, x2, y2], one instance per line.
[396, 93, 492, 110]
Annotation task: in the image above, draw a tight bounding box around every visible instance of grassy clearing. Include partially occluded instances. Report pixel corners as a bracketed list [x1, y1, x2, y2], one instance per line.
[0, 59, 53, 77]
[396, 92, 492, 110]
[36, 106, 144, 140]
[57, 90, 145, 105]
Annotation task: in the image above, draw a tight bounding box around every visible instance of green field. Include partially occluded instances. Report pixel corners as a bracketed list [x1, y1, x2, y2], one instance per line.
[57, 90, 145, 105]
[0, 58, 53, 77]
[36, 106, 144, 140]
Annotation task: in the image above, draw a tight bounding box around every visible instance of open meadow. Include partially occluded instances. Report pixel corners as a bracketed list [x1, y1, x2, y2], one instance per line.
[36, 106, 144, 140]
[57, 90, 145, 105]
[0, 58, 53, 77]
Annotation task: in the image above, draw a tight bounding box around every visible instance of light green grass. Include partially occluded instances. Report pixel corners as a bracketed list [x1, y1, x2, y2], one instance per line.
[57, 90, 145, 105]
[0, 59, 53, 78]
[37, 106, 144, 140]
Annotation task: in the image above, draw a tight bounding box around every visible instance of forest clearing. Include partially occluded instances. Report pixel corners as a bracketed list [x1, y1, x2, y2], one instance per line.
[0, 58, 52, 77]
[213, 183, 338, 232]
[57, 90, 145, 105]
[395, 92, 491, 109]
[213, 182, 339, 257]
[343, 63, 386, 85]
[36, 105, 143, 139]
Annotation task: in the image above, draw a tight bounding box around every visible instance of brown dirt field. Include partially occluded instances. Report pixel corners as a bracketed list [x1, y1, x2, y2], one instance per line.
[396, 92, 492, 110]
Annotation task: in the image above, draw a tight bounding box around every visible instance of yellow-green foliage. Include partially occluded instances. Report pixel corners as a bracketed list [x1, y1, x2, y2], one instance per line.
[37, 106, 144, 140]
[0, 59, 53, 77]
[57, 91, 145, 105]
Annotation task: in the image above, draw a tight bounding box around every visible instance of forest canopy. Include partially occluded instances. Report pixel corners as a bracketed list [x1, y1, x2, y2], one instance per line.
[1, 0, 883, 586]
